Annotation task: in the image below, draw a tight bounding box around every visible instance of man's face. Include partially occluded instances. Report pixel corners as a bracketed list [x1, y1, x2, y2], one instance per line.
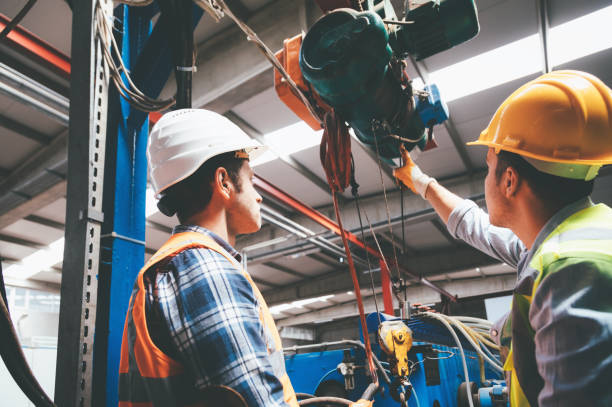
[484, 148, 508, 227]
[227, 161, 263, 236]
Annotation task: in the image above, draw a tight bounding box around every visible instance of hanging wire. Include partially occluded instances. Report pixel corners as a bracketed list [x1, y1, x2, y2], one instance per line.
[350, 155, 382, 325]
[371, 120, 403, 282]
[211, 0, 323, 125]
[95, 0, 176, 112]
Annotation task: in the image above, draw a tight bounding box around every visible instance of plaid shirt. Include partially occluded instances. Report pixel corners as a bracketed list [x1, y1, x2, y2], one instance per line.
[144, 224, 289, 406]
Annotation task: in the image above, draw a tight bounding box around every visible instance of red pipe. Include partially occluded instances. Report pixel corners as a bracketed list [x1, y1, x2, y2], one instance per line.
[253, 176, 381, 258]
[0, 14, 71, 78]
[254, 175, 396, 312]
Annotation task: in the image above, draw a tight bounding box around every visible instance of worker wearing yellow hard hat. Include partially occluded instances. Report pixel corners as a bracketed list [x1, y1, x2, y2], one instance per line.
[394, 70, 612, 406]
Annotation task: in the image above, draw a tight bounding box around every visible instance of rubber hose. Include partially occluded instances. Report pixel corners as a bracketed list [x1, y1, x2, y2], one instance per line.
[298, 396, 353, 406]
[0, 293, 55, 406]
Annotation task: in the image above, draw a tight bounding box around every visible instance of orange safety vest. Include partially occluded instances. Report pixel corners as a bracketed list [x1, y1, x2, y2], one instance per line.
[118, 231, 299, 407]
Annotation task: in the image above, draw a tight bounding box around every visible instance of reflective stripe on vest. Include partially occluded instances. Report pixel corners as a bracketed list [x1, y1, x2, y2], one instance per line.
[118, 232, 298, 407]
[505, 204, 612, 406]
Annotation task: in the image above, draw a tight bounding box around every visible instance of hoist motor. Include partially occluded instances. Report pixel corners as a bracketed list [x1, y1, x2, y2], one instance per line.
[275, 0, 479, 160]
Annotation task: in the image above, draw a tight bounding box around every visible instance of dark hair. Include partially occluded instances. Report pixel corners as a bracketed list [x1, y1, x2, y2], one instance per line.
[494, 150, 594, 209]
[157, 152, 247, 223]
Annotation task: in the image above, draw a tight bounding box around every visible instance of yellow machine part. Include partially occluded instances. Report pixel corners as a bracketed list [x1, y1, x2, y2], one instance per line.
[377, 321, 413, 377]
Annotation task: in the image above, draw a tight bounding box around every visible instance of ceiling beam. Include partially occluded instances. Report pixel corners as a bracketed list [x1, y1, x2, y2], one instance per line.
[252, 275, 281, 289]
[0, 130, 67, 229]
[0, 113, 52, 144]
[275, 272, 516, 327]
[24, 214, 64, 230]
[430, 218, 459, 245]
[239, 171, 487, 259]
[407, 56, 475, 174]
[262, 244, 496, 306]
[0, 180, 67, 230]
[264, 261, 309, 278]
[162, 0, 319, 108]
[536, 0, 551, 73]
[0, 233, 45, 250]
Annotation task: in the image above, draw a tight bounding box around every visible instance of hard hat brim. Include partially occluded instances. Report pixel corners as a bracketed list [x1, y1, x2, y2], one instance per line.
[466, 140, 612, 166]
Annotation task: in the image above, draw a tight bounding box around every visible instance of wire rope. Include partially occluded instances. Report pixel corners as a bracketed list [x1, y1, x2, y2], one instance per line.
[212, 0, 322, 125]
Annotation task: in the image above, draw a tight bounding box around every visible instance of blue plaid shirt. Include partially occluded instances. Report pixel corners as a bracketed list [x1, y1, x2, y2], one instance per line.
[144, 225, 289, 406]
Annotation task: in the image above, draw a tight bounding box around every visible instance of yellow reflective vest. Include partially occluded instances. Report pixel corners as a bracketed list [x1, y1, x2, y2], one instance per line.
[501, 203, 612, 406]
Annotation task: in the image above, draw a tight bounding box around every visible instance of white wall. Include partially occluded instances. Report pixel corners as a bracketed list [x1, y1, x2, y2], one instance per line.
[1, 286, 59, 406]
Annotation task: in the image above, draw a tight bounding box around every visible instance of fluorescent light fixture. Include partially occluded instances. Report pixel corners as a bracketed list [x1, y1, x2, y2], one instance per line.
[269, 294, 334, 315]
[6, 237, 64, 280]
[430, 34, 541, 102]
[549, 5, 612, 66]
[428, 5, 612, 103]
[251, 121, 323, 167]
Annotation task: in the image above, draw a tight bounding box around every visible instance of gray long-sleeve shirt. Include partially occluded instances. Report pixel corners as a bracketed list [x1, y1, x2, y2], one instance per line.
[446, 198, 612, 406]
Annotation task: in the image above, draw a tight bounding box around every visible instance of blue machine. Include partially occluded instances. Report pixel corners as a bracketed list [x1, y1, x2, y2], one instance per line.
[285, 313, 508, 407]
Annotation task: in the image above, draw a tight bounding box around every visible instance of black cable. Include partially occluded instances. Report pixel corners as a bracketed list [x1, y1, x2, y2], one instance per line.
[0, 258, 8, 311]
[0, 0, 38, 41]
[298, 397, 352, 406]
[157, 0, 194, 109]
[0, 289, 55, 406]
[400, 153, 406, 255]
[350, 154, 381, 323]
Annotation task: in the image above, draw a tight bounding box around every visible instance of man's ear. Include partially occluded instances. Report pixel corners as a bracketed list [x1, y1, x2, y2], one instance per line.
[504, 166, 520, 198]
[214, 167, 232, 200]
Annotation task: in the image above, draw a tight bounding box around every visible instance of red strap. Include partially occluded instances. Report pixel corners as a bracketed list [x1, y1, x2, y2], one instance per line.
[320, 109, 379, 385]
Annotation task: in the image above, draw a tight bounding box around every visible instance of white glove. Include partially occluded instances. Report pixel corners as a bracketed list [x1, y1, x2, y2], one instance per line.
[393, 145, 437, 198]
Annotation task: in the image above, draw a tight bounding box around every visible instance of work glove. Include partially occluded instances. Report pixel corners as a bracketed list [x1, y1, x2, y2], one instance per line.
[393, 144, 436, 198]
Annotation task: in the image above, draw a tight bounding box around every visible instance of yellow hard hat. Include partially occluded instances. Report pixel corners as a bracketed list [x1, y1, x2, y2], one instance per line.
[468, 70, 612, 180]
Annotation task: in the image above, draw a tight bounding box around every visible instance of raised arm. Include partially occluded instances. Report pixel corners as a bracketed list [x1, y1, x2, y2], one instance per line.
[394, 146, 525, 267]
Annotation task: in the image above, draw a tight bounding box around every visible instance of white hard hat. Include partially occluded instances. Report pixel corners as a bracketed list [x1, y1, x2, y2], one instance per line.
[148, 109, 265, 195]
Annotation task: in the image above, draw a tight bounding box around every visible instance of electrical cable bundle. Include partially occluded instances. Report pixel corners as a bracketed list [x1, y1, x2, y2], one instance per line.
[95, 0, 176, 112]
[420, 312, 504, 407]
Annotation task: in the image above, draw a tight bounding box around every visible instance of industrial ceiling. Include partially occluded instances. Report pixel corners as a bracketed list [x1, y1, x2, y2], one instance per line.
[1, 0, 611, 329]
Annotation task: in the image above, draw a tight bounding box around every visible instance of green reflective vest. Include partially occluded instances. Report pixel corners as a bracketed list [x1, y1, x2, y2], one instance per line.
[501, 203, 612, 406]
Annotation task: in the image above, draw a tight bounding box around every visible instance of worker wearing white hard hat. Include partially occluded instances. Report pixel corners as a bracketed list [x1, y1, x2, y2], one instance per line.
[394, 71, 612, 406]
[118, 109, 299, 407]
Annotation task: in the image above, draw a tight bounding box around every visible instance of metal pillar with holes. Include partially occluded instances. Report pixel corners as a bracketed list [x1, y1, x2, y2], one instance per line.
[54, 1, 205, 405]
[93, 5, 151, 407]
[55, 0, 111, 405]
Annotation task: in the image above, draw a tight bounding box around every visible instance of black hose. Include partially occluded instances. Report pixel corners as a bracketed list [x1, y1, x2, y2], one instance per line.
[360, 382, 379, 401]
[296, 393, 316, 399]
[298, 396, 353, 406]
[0, 288, 55, 406]
[0, 0, 38, 41]
[0, 258, 8, 310]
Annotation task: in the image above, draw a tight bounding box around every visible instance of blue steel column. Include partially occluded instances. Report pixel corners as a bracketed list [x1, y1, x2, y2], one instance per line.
[94, 4, 204, 406]
[95, 5, 150, 407]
